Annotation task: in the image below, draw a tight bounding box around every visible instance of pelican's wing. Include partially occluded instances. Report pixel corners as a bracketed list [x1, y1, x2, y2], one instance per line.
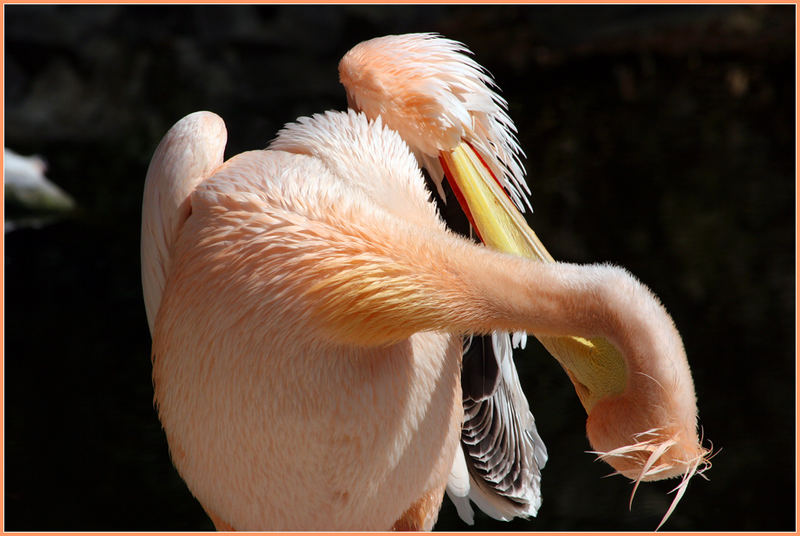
[141, 111, 227, 333]
[447, 332, 548, 523]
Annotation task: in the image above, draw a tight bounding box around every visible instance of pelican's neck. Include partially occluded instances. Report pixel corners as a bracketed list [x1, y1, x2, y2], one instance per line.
[467, 253, 689, 410]
[475, 258, 620, 342]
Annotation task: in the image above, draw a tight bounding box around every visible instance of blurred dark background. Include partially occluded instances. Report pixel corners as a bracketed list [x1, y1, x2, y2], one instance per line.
[4, 5, 795, 531]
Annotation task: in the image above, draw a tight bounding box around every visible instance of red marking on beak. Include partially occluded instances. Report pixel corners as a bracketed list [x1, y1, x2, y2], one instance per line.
[463, 140, 516, 206]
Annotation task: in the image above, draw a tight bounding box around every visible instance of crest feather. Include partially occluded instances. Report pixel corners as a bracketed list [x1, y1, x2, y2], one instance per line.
[340, 33, 532, 211]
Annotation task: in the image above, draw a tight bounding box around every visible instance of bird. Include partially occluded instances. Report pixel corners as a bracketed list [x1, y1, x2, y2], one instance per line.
[5, 148, 75, 232]
[141, 33, 710, 531]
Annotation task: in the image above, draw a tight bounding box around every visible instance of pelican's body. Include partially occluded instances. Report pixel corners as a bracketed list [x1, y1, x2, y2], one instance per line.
[151, 114, 467, 529]
[143, 34, 708, 531]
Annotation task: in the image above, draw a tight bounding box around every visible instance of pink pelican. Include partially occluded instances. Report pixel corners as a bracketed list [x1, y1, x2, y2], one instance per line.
[141, 33, 709, 531]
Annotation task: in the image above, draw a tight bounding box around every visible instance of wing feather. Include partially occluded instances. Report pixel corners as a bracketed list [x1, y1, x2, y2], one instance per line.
[141, 111, 227, 333]
[448, 331, 548, 522]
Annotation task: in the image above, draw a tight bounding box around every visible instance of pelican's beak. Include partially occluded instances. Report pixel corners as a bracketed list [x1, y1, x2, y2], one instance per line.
[440, 141, 628, 413]
[440, 142, 552, 261]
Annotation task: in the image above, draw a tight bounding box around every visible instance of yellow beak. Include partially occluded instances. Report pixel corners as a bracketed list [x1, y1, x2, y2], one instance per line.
[440, 141, 628, 413]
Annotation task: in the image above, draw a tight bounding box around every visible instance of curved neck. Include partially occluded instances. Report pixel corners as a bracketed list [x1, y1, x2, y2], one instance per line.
[466, 254, 672, 412]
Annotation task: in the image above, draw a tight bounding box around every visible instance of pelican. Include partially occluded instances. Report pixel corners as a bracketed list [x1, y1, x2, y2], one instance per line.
[141, 33, 709, 531]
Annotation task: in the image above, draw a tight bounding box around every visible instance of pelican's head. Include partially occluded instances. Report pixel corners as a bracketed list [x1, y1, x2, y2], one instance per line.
[339, 33, 529, 211]
[339, 33, 709, 524]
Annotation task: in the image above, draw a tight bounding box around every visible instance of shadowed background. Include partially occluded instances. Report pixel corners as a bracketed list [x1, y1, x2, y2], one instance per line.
[4, 5, 795, 531]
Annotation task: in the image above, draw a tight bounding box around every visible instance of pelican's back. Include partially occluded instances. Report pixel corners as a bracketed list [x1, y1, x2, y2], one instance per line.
[141, 111, 227, 332]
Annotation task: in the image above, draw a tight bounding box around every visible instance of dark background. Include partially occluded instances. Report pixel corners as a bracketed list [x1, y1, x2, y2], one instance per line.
[4, 5, 795, 531]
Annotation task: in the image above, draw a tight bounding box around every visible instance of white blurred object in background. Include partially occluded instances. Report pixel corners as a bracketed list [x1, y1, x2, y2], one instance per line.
[5, 148, 75, 231]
